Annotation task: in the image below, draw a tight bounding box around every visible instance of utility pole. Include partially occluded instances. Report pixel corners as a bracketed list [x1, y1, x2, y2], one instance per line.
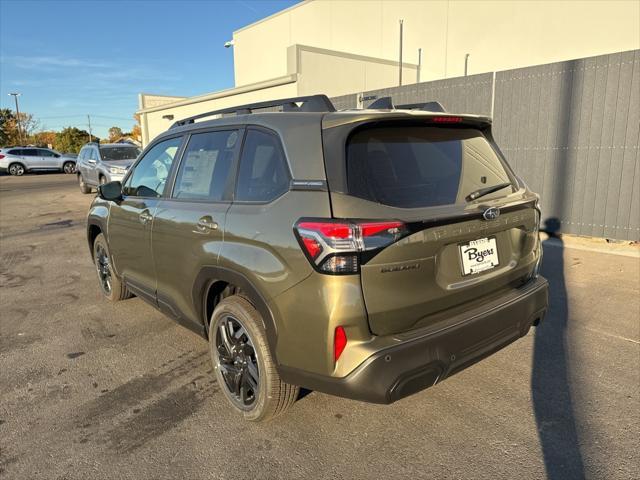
[464, 53, 470, 76]
[87, 114, 93, 142]
[398, 19, 404, 86]
[417, 48, 422, 83]
[8, 93, 23, 144]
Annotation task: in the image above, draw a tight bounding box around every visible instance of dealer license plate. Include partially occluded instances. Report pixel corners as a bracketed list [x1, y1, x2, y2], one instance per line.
[460, 237, 499, 276]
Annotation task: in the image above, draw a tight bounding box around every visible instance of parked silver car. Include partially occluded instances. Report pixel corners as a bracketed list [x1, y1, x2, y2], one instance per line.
[0, 147, 77, 176]
[76, 143, 140, 193]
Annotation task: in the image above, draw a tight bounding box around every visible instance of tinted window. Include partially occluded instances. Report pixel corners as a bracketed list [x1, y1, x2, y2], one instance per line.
[7, 149, 22, 155]
[346, 126, 513, 208]
[173, 130, 238, 201]
[100, 146, 140, 162]
[123, 137, 182, 197]
[235, 129, 289, 202]
[23, 149, 38, 157]
[38, 149, 55, 157]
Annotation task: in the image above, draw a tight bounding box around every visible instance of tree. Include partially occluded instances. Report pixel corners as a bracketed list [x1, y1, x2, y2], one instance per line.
[0, 109, 39, 146]
[130, 124, 141, 142]
[55, 127, 99, 153]
[108, 126, 123, 142]
[33, 131, 57, 148]
[0, 108, 15, 146]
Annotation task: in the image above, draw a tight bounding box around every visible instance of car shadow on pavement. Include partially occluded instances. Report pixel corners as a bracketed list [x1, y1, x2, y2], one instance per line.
[532, 219, 585, 479]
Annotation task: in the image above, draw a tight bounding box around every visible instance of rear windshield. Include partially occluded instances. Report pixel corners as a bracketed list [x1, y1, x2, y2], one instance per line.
[100, 146, 140, 162]
[346, 126, 513, 208]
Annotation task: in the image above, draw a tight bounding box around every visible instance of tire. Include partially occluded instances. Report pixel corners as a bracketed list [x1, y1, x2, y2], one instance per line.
[78, 174, 92, 194]
[209, 296, 299, 422]
[92, 233, 131, 301]
[63, 161, 75, 174]
[8, 163, 25, 176]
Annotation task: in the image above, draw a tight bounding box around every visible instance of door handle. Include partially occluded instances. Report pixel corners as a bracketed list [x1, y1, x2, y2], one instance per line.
[87, 159, 96, 165]
[195, 216, 218, 233]
[139, 210, 153, 224]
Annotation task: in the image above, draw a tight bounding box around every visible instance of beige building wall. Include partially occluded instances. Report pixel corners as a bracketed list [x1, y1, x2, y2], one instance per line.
[292, 45, 417, 97]
[233, 0, 640, 85]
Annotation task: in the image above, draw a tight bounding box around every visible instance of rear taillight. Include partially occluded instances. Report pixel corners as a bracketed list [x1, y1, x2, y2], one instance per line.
[334, 326, 347, 362]
[294, 219, 408, 274]
[0, 154, 5, 159]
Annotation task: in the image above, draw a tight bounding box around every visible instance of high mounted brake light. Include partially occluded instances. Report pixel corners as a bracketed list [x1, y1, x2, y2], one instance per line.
[431, 116, 463, 123]
[294, 219, 408, 274]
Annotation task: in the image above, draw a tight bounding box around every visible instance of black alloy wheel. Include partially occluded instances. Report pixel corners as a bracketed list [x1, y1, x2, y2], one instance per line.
[95, 243, 112, 295]
[215, 315, 260, 408]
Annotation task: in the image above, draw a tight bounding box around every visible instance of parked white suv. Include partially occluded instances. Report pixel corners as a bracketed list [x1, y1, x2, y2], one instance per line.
[0, 147, 77, 176]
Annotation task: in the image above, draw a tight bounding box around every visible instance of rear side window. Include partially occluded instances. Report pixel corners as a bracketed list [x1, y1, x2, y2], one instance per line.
[7, 149, 22, 155]
[173, 130, 238, 201]
[23, 149, 38, 157]
[235, 129, 289, 202]
[346, 126, 513, 208]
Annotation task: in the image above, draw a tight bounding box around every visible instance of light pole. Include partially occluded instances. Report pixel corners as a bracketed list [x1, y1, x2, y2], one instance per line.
[464, 53, 470, 76]
[8, 92, 23, 144]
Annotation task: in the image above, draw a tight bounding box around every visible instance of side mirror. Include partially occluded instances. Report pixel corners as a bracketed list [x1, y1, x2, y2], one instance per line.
[98, 181, 123, 202]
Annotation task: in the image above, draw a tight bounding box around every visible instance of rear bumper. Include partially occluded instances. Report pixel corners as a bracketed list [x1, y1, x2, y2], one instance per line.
[280, 276, 548, 404]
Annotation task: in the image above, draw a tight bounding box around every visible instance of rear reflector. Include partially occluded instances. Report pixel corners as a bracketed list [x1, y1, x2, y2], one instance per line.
[334, 326, 347, 362]
[294, 219, 408, 274]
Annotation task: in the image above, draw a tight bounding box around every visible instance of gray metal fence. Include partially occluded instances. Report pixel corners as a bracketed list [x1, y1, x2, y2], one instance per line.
[331, 50, 640, 240]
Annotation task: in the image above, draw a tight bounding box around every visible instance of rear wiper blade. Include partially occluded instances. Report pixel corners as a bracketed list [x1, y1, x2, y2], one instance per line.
[466, 182, 513, 202]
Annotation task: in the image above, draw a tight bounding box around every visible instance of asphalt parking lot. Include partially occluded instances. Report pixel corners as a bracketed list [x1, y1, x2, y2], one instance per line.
[0, 173, 638, 480]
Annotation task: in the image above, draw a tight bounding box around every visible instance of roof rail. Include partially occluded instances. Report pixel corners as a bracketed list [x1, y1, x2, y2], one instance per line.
[170, 94, 336, 129]
[366, 96, 447, 113]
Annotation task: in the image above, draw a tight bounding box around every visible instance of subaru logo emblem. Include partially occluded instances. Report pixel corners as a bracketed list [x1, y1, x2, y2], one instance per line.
[483, 207, 500, 221]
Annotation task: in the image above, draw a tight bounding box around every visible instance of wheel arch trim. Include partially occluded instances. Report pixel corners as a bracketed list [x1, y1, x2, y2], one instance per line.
[194, 266, 280, 367]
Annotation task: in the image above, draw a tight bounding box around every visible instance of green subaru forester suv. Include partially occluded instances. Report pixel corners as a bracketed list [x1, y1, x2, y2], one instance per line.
[87, 95, 548, 421]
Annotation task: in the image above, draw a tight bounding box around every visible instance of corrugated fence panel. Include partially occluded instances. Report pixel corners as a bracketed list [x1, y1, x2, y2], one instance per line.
[329, 50, 639, 240]
[494, 50, 640, 240]
[331, 93, 358, 110]
[357, 72, 493, 116]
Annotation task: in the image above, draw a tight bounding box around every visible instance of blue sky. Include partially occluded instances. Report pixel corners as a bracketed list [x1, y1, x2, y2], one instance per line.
[0, 0, 297, 137]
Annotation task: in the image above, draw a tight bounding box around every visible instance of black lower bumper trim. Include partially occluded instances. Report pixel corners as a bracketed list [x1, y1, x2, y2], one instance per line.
[279, 276, 549, 404]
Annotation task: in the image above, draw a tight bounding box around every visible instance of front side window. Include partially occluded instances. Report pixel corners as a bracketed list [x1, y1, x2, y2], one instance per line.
[123, 137, 182, 197]
[173, 130, 238, 201]
[89, 148, 98, 161]
[235, 129, 289, 202]
[346, 126, 513, 208]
